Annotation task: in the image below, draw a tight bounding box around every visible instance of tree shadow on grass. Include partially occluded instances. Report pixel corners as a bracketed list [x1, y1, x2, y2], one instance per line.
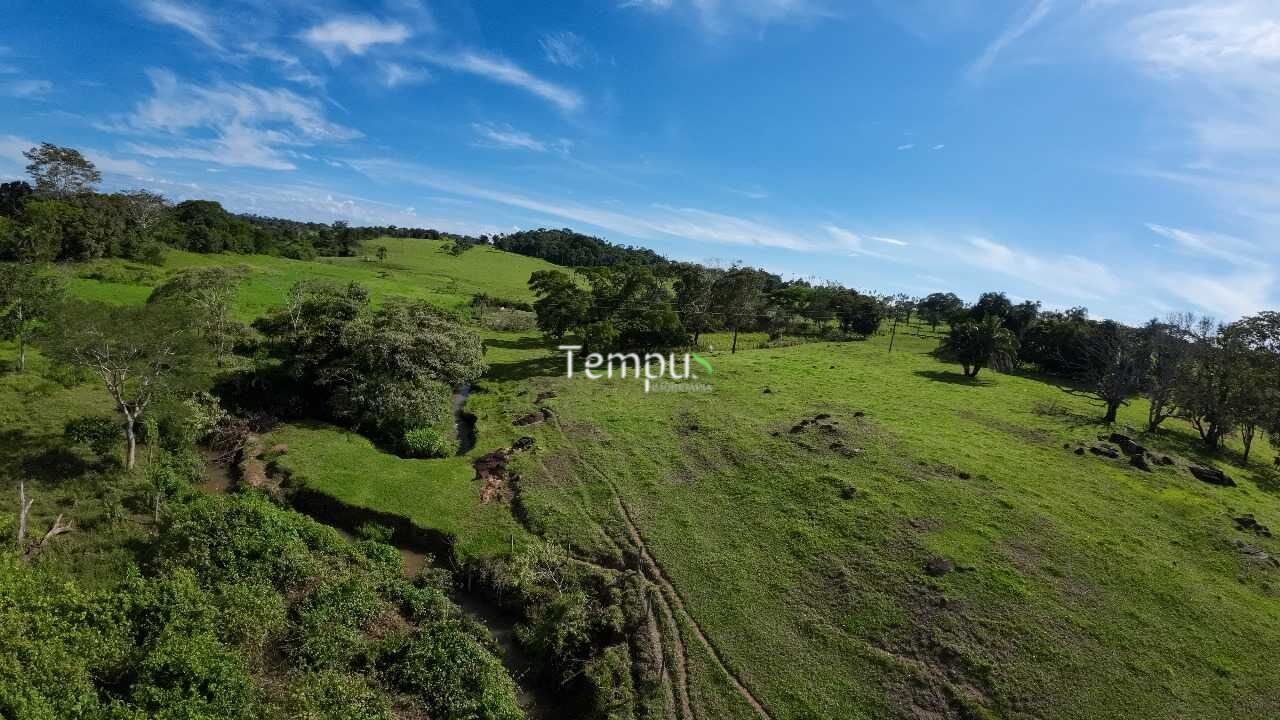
[484, 335, 552, 351]
[913, 370, 993, 387]
[484, 355, 564, 382]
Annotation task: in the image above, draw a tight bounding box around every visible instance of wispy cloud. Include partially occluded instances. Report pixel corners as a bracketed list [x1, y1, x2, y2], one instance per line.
[1, 79, 52, 98]
[896, 143, 914, 150]
[473, 121, 568, 151]
[137, 0, 225, 52]
[622, 0, 837, 34]
[1145, 223, 1262, 267]
[112, 68, 360, 170]
[932, 144, 945, 150]
[823, 224, 908, 257]
[959, 236, 1122, 301]
[422, 51, 583, 111]
[1155, 268, 1274, 319]
[302, 17, 413, 63]
[351, 158, 812, 251]
[966, 0, 1053, 82]
[379, 62, 428, 88]
[539, 31, 588, 68]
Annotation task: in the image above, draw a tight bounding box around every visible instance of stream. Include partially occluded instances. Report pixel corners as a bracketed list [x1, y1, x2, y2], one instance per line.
[196, 390, 559, 719]
[453, 383, 477, 455]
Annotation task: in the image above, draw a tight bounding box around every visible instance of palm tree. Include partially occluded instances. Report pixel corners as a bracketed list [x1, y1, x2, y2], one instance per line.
[938, 314, 1019, 378]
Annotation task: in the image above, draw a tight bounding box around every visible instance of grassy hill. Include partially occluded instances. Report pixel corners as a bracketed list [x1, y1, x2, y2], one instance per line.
[7, 238, 1280, 718]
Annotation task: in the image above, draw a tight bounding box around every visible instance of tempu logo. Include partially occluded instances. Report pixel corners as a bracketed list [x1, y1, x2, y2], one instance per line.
[559, 346, 715, 393]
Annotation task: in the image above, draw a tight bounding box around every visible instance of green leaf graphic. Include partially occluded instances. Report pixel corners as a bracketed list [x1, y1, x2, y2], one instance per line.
[691, 353, 714, 376]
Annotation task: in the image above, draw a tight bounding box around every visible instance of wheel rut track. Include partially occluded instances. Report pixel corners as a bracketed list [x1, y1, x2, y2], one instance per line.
[612, 494, 775, 720]
[543, 413, 773, 720]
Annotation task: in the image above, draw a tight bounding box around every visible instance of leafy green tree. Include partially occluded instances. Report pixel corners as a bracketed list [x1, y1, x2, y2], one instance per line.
[937, 315, 1020, 378]
[8, 198, 76, 261]
[919, 292, 964, 331]
[830, 289, 883, 337]
[0, 262, 63, 372]
[42, 300, 203, 468]
[0, 180, 32, 217]
[529, 269, 590, 340]
[148, 266, 248, 365]
[23, 142, 101, 197]
[1066, 320, 1148, 423]
[712, 266, 765, 353]
[673, 263, 719, 346]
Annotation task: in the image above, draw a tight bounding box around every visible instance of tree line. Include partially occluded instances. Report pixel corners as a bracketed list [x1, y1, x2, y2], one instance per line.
[0, 143, 482, 264]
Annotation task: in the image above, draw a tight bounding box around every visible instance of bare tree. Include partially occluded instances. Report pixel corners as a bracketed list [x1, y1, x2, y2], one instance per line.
[16, 480, 73, 561]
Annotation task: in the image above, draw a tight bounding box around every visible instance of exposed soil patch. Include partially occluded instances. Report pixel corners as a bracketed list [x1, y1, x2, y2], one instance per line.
[475, 436, 537, 505]
[513, 407, 554, 427]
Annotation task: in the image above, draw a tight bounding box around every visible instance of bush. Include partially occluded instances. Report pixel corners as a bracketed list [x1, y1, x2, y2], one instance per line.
[581, 321, 619, 353]
[402, 427, 453, 459]
[64, 415, 120, 457]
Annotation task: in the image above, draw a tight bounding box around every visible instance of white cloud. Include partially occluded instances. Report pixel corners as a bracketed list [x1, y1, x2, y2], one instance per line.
[137, 0, 224, 51]
[84, 149, 150, 177]
[960, 236, 1123, 301]
[1155, 268, 1274, 319]
[1124, 1, 1280, 156]
[966, 0, 1053, 82]
[351, 158, 813, 251]
[1145, 223, 1262, 267]
[112, 69, 360, 170]
[1, 79, 52, 98]
[380, 62, 428, 88]
[622, 0, 836, 34]
[539, 31, 587, 68]
[896, 143, 914, 150]
[302, 17, 412, 63]
[822, 225, 908, 257]
[423, 51, 583, 111]
[932, 144, 945, 150]
[471, 122, 556, 152]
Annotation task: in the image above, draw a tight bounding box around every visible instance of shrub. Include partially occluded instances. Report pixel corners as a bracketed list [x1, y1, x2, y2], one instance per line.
[377, 624, 523, 720]
[356, 522, 395, 543]
[64, 415, 120, 457]
[581, 321, 619, 353]
[403, 427, 453, 459]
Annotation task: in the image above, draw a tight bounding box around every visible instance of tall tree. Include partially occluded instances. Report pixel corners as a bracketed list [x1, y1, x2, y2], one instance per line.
[23, 143, 102, 197]
[43, 300, 202, 468]
[0, 262, 64, 372]
[1067, 321, 1148, 423]
[528, 270, 590, 341]
[148, 266, 247, 365]
[712, 267, 765, 353]
[1142, 314, 1193, 431]
[919, 292, 964, 331]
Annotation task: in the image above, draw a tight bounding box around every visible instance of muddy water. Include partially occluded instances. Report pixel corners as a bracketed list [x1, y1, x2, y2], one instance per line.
[453, 383, 477, 455]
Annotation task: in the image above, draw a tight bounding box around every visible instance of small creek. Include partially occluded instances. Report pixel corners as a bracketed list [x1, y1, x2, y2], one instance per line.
[453, 383, 477, 455]
[195, 389, 559, 718]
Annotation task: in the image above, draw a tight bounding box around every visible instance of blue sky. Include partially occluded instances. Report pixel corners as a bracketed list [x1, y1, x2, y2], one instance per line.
[2, 0, 1278, 322]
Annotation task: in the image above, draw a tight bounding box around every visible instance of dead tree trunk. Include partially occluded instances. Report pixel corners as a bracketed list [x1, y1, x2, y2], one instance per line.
[17, 480, 33, 548]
